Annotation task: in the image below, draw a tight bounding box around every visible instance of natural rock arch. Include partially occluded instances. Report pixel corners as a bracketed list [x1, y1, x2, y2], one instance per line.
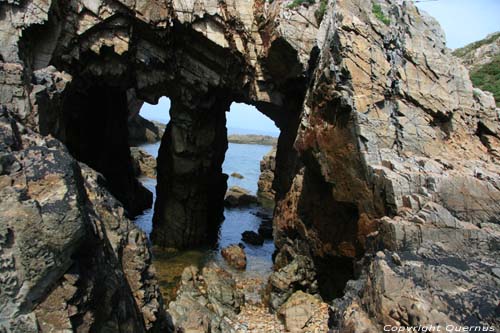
[1, 0, 500, 331]
[24, 1, 313, 249]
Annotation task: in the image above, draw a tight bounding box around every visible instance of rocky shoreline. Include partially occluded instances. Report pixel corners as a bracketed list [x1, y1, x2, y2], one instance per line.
[228, 134, 278, 146]
[1, 0, 499, 332]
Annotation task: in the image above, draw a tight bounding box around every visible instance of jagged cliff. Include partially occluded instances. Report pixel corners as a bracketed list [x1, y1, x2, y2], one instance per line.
[453, 32, 499, 107]
[0, 0, 499, 332]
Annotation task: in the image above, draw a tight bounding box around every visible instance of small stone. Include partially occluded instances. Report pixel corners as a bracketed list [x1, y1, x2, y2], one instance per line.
[391, 253, 402, 266]
[231, 172, 244, 179]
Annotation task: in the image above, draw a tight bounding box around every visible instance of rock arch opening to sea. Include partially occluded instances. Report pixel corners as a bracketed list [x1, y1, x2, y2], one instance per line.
[1, 0, 499, 332]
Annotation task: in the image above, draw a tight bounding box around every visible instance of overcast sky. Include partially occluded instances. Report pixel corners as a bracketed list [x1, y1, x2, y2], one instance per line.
[141, 1, 499, 134]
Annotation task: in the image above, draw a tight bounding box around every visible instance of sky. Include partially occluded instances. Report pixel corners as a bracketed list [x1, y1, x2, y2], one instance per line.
[416, 0, 500, 49]
[140, 98, 280, 135]
[140, 1, 499, 134]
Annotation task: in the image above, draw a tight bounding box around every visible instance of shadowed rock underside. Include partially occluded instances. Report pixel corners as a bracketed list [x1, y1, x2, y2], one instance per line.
[0, 0, 499, 331]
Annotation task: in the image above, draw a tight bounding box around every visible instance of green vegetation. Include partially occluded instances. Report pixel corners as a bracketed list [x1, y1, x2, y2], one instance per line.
[287, 0, 315, 10]
[372, 2, 390, 26]
[470, 55, 500, 106]
[452, 32, 500, 58]
[314, 0, 328, 24]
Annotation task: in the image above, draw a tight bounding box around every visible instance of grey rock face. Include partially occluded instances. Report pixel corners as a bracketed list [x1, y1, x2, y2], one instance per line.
[257, 148, 277, 202]
[1, 0, 500, 330]
[168, 265, 244, 332]
[0, 109, 167, 332]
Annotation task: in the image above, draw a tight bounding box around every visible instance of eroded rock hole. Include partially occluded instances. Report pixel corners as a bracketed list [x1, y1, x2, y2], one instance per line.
[57, 82, 152, 217]
[131, 100, 280, 303]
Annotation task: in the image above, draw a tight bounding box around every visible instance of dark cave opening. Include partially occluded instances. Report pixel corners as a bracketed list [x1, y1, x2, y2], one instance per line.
[314, 255, 355, 302]
[57, 82, 152, 217]
[296, 167, 359, 302]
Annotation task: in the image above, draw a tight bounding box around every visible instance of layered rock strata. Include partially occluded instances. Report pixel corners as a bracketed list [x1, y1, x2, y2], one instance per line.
[1, 0, 500, 331]
[0, 109, 167, 332]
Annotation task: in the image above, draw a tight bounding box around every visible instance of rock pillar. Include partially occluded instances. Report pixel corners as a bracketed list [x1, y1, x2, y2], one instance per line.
[152, 93, 229, 248]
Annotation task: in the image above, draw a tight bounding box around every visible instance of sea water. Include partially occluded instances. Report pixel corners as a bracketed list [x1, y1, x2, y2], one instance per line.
[133, 142, 275, 302]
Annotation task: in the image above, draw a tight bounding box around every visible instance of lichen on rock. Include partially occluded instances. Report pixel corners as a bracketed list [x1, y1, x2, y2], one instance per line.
[1, 0, 499, 331]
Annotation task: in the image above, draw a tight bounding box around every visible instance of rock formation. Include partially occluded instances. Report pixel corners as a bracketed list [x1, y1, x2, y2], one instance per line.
[128, 114, 166, 146]
[228, 134, 278, 146]
[169, 265, 244, 332]
[230, 172, 244, 179]
[0, 109, 167, 331]
[257, 147, 276, 202]
[131, 147, 157, 178]
[242, 230, 265, 246]
[1, 0, 500, 331]
[277, 291, 328, 333]
[221, 244, 247, 270]
[224, 186, 259, 207]
[453, 32, 499, 106]
[453, 32, 500, 71]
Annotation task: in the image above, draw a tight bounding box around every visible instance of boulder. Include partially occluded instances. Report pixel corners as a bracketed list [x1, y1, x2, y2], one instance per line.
[278, 291, 323, 333]
[224, 186, 258, 207]
[221, 244, 247, 270]
[169, 265, 244, 332]
[258, 218, 274, 239]
[268, 255, 318, 310]
[230, 172, 244, 179]
[131, 147, 157, 178]
[242, 230, 264, 246]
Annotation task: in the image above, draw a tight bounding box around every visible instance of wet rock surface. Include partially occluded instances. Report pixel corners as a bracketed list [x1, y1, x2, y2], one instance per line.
[258, 218, 274, 239]
[242, 230, 265, 246]
[1, 0, 500, 330]
[225, 186, 259, 207]
[221, 244, 248, 270]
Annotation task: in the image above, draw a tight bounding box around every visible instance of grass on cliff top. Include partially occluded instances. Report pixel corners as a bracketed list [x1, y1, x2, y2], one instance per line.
[452, 32, 500, 58]
[314, 0, 328, 24]
[372, 2, 390, 26]
[286, 0, 327, 25]
[287, 0, 315, 9]
[470, 54, 500, 107]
